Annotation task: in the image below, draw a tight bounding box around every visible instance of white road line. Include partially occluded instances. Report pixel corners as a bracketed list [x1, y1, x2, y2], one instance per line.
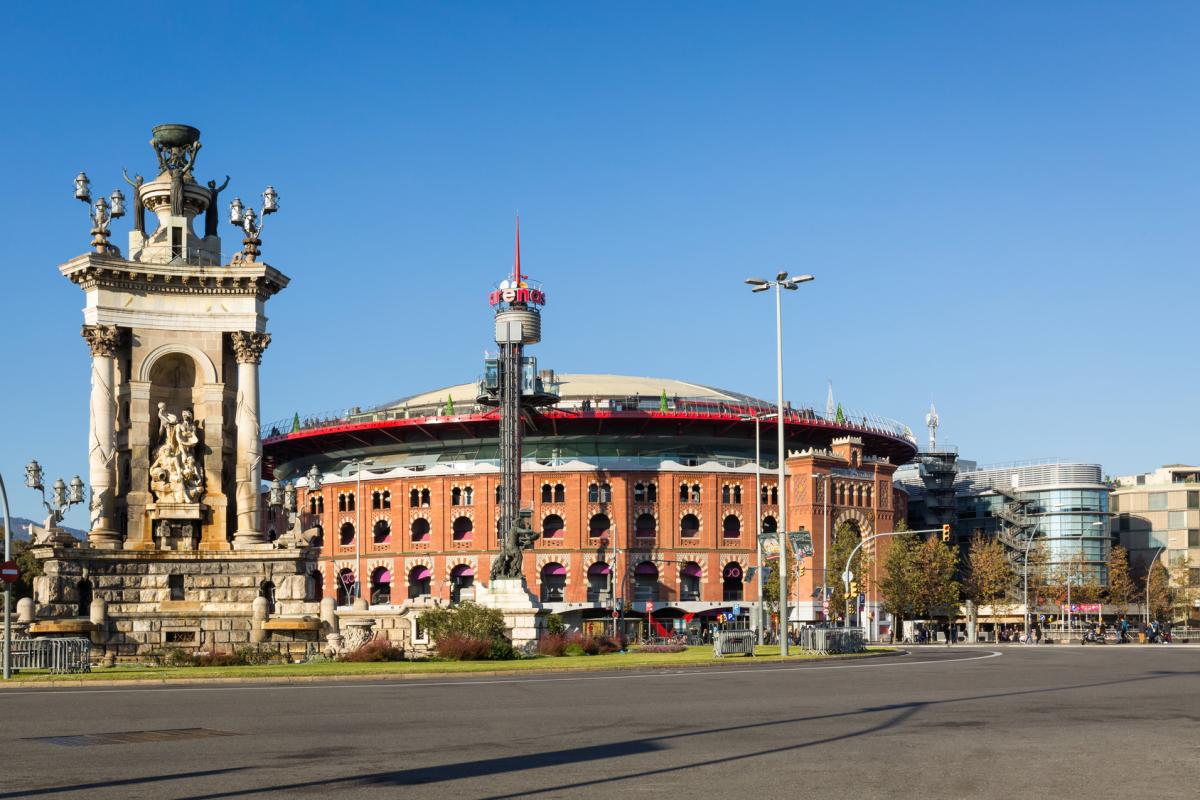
[0, 650, 1002, 697]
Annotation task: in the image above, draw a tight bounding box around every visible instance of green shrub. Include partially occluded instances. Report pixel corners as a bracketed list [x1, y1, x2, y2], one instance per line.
[418, 602, 508, 642]
[144, 646, 193, 668]
[544, 613, 567, 637]
[340, 638, 405, 662]
[563, 642, 586, 656]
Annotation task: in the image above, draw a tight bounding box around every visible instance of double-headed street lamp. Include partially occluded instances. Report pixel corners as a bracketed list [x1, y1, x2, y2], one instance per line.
[746, 271, 815, 657]
[1145, 544, 1166, 626]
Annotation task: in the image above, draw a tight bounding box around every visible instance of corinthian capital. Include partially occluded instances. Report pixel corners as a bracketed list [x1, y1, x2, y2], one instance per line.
[231, 331, 272, 364]
[81, 324, 121, 358]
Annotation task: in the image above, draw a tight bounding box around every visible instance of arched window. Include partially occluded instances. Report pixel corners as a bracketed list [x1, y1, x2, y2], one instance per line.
[690, 484, 701, 503]
[408, 565, 431, 599]
[541, 483, 552, 503]
[647, 483, 657, 502]
[722, 485, 731, 504]
[769, 486, 778, 505]
[373, 519, 391, 544]
[310, 524, 324, 548]
[372, 490, 382, 510]
[599, 483, 612, 503]
[463, 487, 473, 506]
[588, 483, 599, 503]
[309, 496, 319, 514]
[679, 483, 689, 502]
[382, 490, 391, 509]
[339, 522, 355, 546]
[762, 515, 778, 534]
[680, 513, 700, 539]
[452, 516, 473, 541]
[370, 567, 391, 605]
[723, 562, 744, 601]
[542, 514, 565, 539]
[410, 488, 420, 508]
[553, 483, 565, 503]
[589, 513, 611, 539]
[680, 562, 702, 601]
[452, 487, 462, 506]
[733, 485, 742, 504]
[411, 518, 431, 542]
[634, 482, 647, 502]
[259, 580, 277, 614]
[587, 562, 611, 602]
[316, 496, 325, 514]
[76, 579, 93, 618]
[338, 494, 347, 512]
[347, 493, 356, 512]
[723, 515, 741, 539]
[634, 562, 658, 601]
[336, 568, 355, 606]
[450, 564, 475, 603]
[636, 513, 656, 539]
[865, 486, 872, 506]
[309, 569, 323, 602]
[761, 484, 769, 505]
[540, 562, 566, 602]
[420, 488, 430, 507]
[496, 485, 503, 504]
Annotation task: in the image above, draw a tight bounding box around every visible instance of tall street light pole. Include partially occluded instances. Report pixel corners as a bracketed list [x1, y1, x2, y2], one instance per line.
[1145, 544, 1166, 626]
[741, 411, 776, 645]
[812, 473, 830, 623]
[1, 472, 11, 680]
[349, 458, 374, 603]
[747, 272, 814, 657]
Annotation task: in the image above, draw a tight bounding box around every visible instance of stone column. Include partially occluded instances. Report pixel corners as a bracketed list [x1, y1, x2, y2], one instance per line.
[82, 324, 121, 548]
[231, 331, 271, 548]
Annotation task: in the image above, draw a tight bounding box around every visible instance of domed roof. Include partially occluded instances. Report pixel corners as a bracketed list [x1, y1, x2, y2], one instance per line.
[377, 373, 767, 413]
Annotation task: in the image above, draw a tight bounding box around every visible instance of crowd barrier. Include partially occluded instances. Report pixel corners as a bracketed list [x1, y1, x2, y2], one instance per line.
[9, 638, 92, 673]
[799, 627, 866, 655]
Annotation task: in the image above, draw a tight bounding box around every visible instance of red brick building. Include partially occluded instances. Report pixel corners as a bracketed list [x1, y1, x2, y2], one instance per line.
[263, 374, 915, 633]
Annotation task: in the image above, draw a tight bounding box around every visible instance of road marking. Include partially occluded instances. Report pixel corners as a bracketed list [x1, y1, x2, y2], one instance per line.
[0, 649, 1002, 697]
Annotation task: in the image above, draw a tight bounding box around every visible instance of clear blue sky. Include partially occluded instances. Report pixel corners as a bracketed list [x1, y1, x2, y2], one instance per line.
[2, 2, 1197, 525]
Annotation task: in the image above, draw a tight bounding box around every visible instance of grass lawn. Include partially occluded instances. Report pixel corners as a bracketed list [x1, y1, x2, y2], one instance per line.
[3, 646, 895, 684]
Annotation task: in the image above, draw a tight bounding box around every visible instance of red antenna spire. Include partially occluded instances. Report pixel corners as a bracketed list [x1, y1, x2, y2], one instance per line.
[513, 214, 522, 285]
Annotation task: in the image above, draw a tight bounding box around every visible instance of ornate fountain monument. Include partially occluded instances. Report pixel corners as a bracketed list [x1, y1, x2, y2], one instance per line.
[27, 125, 322, 657]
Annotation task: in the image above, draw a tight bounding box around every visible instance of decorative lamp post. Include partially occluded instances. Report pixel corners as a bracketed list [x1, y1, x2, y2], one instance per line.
[745, 271, 815, 657]
[75, 173, 126, 255]
[228, 186, 279, 262]
[26, 459, 86, 533]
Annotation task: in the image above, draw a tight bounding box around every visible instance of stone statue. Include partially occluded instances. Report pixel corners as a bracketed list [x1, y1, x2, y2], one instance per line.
[149, 403, 204, 504]
[122, 169, 146, 234]
[489, 520, 540, 580]
[205, 176, 230, 237]
[150, 139, 202, 217]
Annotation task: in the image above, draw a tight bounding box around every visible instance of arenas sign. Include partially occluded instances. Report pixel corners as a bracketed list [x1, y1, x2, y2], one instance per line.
[488, 286, 546, 306]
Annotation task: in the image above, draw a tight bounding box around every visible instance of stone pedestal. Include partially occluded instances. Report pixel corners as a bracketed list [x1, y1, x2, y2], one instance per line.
[149, 503, 204, 550]
[477, 578, 542, 648]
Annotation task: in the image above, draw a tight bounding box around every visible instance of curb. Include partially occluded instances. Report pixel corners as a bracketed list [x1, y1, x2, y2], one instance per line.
[0, 648, 900, 690]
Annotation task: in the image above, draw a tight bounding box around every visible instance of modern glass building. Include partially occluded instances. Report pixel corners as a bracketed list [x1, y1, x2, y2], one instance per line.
[899, 459, 1112, 584]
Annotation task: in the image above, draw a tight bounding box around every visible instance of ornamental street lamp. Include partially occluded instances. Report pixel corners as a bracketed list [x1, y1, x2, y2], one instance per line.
[25, 459, 85, 532]
[745, 271, 815, 657]
[74, 172, 126, 255]
[228, 185, 279, 262]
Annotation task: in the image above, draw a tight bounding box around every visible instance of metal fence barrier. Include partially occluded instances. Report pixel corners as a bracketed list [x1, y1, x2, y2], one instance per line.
[10, 638, 92, 673]
[799, 627, 866, 655]
[713, 629, 756, 657]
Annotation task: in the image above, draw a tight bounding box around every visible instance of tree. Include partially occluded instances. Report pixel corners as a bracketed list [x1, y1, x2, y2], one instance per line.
[879, 523, 922, 633]
[1146, 560, 1171, 622]
[1168, 555, 1193, 624]
[444, 396, 455, 415]
[1105, 545, 1136, 609]
[827, 522, 863, 622]
[913, 537, 960, 620]
[963, 533, 1012, 629]
[1022, 541, 1052, 613]
[659, 389, 669, 412]
[760, 558, 801, 617]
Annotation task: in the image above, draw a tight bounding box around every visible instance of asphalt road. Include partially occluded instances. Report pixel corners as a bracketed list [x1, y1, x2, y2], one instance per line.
[2, 647, 1197, 800]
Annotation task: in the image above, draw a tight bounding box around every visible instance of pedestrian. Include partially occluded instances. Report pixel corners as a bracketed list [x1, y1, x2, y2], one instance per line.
[1034, 624, 1042, 644]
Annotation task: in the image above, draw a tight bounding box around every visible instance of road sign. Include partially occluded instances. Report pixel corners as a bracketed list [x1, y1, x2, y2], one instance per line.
[0, 562, 19, 584]
[732, 605, 742, 616]
[611, 610, 619, 619]
[646, 601, 654, 611]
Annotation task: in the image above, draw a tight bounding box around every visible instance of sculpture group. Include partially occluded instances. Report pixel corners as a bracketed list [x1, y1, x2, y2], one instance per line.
[149, 403, 204, 504]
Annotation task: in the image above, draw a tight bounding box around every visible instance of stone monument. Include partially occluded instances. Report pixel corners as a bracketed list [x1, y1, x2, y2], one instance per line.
[28, 124, 322, 659]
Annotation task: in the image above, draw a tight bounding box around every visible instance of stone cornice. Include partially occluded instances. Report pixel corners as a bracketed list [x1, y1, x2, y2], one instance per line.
[58, 253, 289, 299]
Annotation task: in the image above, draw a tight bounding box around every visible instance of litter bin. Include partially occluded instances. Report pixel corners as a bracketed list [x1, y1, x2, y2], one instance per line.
[1138, 633, 1147, 643]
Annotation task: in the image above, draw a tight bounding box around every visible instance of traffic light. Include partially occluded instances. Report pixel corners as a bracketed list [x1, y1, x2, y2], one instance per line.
[797, 563, 806, 577]
[745, 567, 757, 582]
[941, 524, 952, 542]
[849, 580, 858, 595]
